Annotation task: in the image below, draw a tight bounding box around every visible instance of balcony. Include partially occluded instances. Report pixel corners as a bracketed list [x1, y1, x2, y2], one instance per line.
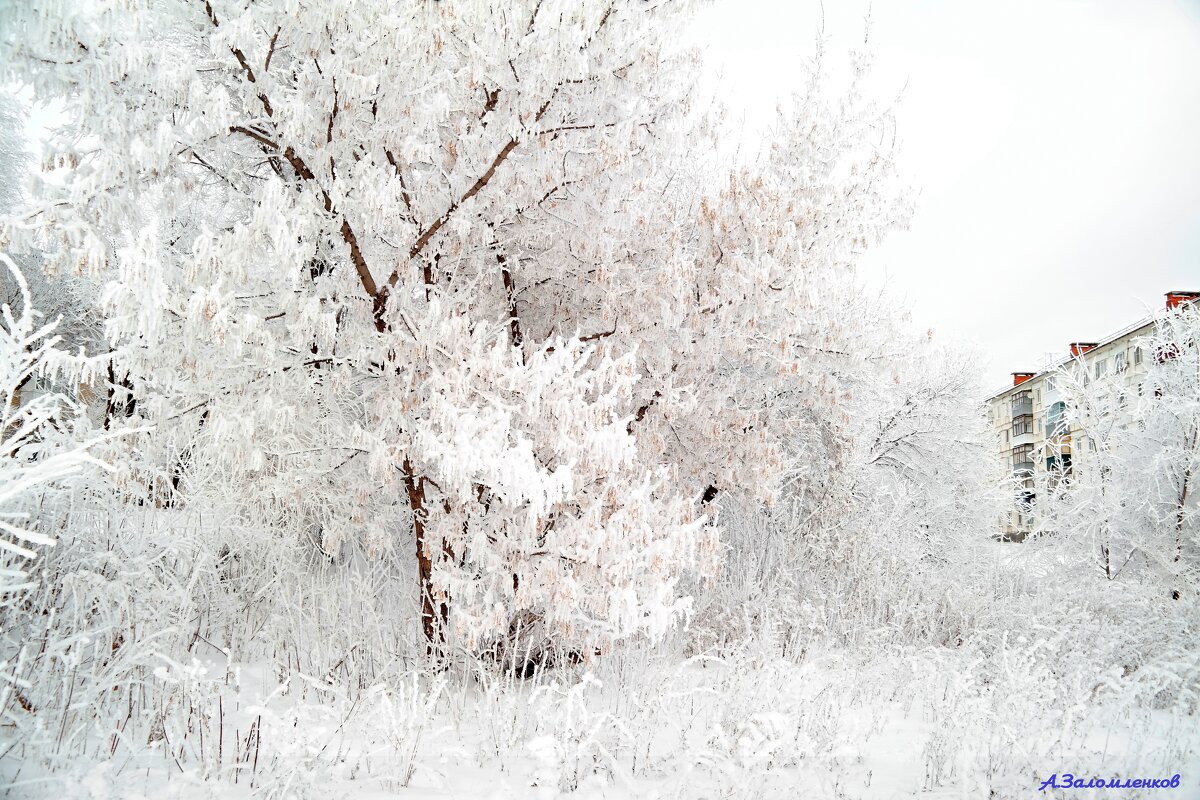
[1044, 440, 1072, 459]
[1011, 444, 1034, 476]
[1012, 414, 1034, 439]
[1011, 392, 1033, 417]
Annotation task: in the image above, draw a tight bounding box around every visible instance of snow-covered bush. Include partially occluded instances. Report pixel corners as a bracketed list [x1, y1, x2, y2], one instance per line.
[0, 252, 113, 725]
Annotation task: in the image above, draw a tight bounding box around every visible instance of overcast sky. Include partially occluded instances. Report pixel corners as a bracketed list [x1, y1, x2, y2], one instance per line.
[690, 0, 1200, 392]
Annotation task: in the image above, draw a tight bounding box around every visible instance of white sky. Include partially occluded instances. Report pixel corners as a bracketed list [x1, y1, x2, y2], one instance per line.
[690, 0, 1200, 392]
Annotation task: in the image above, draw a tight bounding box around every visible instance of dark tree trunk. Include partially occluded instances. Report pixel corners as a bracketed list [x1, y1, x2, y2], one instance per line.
[402, 458, 447, 658]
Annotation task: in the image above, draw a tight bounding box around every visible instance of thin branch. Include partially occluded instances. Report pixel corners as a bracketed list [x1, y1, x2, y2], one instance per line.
[480, 87, 501, 120]
[537, 121, 620, 136]
[627, 390, 662, 435]
[387, 137, 519, 288]
[229, 126, 279, 150]
[264, 26, 281, 70]
[206, 0, 379, 311]
[580, 325, 617, 343]
[384, 149, 416, 219]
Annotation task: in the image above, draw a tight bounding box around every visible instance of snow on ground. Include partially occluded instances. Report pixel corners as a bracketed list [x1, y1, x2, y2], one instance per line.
[5, 639, 1196, 800]
[4, 515, 1196, 800]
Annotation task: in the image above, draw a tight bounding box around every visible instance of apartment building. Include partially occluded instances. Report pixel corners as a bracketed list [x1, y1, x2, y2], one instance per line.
[985, 290, 1199, 541]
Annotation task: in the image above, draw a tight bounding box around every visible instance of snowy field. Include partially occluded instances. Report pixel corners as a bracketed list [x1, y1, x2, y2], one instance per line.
[8, 646, 1197, 800]
[6, 647, 1196, 799]
[3, 513, 1196, 800]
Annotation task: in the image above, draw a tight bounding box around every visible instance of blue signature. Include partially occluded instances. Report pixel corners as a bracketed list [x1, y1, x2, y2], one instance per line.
[1039, 773, 1181, 790]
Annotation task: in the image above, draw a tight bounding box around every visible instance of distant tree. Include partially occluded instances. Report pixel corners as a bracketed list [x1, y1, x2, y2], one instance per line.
[1038, 304, 1200, 599]
[0, 92, 25, 215]
[689, 289, 1006, 655]
[0, 92, 102, 408]
[855, 330, 1002, 547]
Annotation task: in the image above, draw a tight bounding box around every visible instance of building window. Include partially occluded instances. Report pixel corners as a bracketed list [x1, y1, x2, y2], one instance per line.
[1012, 414, 1034, 437]
[1017, 488, 1035, 510]
[1004, 429, 1009, 443]
[1046, 376, 1056, 392]
[1115, 351, 1126, 373]
[1012, 443, 1035, 472]
[1134, 346, 1142, 365]
[1095, 358, 1106, 379]
[1046, 401, 1066, 436]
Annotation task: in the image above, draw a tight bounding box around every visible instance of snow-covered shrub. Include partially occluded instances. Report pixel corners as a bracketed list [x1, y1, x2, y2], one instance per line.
[0, 255, 105, 583]
[0, 253, 114, 733]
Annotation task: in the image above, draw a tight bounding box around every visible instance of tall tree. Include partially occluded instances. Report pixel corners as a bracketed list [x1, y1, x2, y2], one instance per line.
[2, 1, 909, 657]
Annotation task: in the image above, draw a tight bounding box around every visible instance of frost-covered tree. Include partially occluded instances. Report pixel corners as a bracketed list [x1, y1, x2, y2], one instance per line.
[855, 330, 1001, 544]
[1037, 303, 1200, 600]
[2, 1, 909, 658]
[2, 0, 707, 656]
[688, 289, 1005, 655]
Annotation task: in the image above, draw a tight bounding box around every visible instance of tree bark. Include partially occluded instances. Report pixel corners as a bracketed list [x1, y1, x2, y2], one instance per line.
[402, 458, 446, 657]
[1171, 428, 1195, 601]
